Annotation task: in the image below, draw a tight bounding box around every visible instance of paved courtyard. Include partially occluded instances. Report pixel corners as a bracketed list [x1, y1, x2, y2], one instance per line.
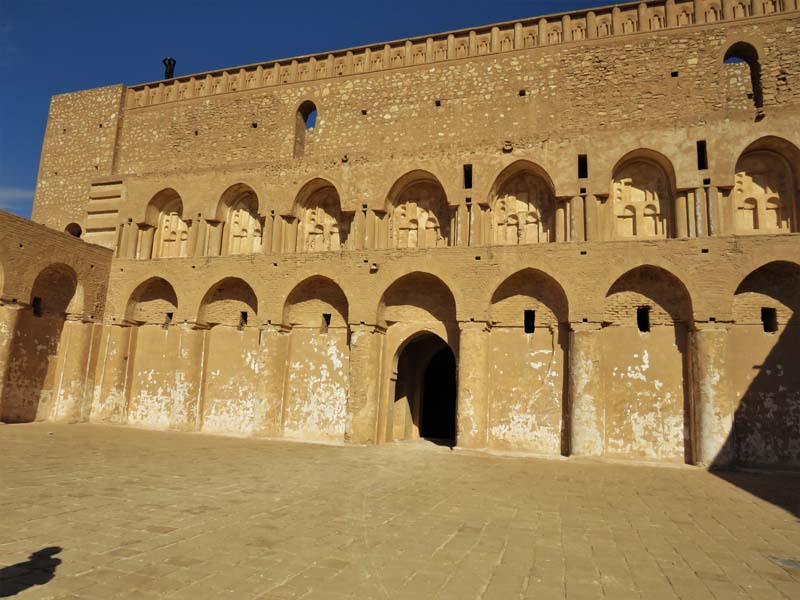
[0, 424, 798, 599]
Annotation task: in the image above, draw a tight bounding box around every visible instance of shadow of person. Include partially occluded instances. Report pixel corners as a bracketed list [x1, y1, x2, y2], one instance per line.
[0, 547, 62, 597]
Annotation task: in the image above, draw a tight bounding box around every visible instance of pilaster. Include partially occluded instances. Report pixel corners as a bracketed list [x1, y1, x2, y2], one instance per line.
[456, 321, 491, 449]
[568, 322, 604, 457]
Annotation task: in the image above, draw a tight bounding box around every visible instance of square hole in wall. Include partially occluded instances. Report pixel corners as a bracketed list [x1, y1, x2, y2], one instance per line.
[696, 140, 708, 170]
[703, 178, 711, 186]
[435, 99, 442, 107]
[524, 310, 536, 334]
[671, 71, 679, 77]
[361, 109, 368, 116]
[762, 307, 778, 333]
[637, 306, 651, 333]
[578, 154, 589, 179]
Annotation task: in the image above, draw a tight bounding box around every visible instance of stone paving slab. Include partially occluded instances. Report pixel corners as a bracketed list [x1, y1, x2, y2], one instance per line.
[0, 424, 798, 599]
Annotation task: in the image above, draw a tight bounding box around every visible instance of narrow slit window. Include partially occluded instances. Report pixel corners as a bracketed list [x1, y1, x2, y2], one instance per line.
[637, 306, 651, 333]
[696, 140, 708, 170]
[761, 307, 778, 333]
[524, 310, 536, 334]
[463, 164, 473, 190]
[32, 297, 43, 317]
[322, 313, 332, 333]
[578, 154, 589, 179]
[240, 311, 248, 327]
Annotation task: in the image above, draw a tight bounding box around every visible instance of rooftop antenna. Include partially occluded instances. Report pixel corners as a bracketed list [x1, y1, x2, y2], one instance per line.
[163, 57, 176, 79]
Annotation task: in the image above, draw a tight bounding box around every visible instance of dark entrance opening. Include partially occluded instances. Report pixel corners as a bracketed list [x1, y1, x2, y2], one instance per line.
[420, 347, 457, 442]
[392, 333, 457, 446]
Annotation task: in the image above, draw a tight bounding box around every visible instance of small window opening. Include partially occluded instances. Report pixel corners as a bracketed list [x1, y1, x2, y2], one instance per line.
[361, 109, 368, 116]
[637, 306, 651, 333]
[724, 42, 764, 118]
[32, 297, 43, 317]
[435, 99, 442, 107]
[761, 307, 778, 333]
[703, 178, 711, 186]
[194, 130, 199, 136]
[294, 100, 318, 158]
[463, 164, 473, 190]
[671, 71, 679, 78]
[240, 311, 248, 327]
[321, 313, 332, 333]
[518, 89, 527, 97]
[580, 187, 587, 195]
[251, 122, 258, 129]
[578, 154, 589, 179]
[524, 310, 536, 334]
[165, 312, 174, 324]
[696, 140, 708, 170]
[701, 248, 710, 254]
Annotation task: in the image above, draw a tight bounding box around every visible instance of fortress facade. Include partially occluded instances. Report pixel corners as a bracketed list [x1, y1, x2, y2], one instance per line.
[1, 0, 799, 469]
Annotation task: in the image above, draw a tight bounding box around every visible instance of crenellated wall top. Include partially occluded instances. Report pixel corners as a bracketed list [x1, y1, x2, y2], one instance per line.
[124, 0, 799, 110]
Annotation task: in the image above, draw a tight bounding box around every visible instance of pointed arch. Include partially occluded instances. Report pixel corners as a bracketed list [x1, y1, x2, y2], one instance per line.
[216, 183, 262, 256]
[145, 188, 189, 259]
[378, 272, 457, 326]
[602, 265, 693, 463]
[488, 161, 556, 245]
[611, 150, 676, 240]
[730, 261, 800, 469]
[733, 137, 800, 234]
[30, 263, 80, 317]
[283, 275, 349, 327]
[490, 268, 568, 326]
[125, 277, 178, 325]
[724, 41, 764, 118]
[386, 171, 450, 249]
[293, 179, 349, 252]
[198, 277, 258, 327]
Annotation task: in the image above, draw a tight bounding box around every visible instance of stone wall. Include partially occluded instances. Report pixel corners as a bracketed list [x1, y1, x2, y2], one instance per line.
[7, 1, 800, 469]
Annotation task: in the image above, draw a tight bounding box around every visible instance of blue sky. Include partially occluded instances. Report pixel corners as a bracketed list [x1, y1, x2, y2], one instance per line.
[0, 0, 604, 217]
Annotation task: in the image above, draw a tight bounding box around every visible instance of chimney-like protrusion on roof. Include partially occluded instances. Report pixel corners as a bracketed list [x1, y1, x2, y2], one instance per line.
[163, 57, 176, 79]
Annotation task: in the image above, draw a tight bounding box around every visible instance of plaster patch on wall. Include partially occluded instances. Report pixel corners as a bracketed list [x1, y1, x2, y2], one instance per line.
[488, 330, 563, 454]
[284, 330, 349, 440]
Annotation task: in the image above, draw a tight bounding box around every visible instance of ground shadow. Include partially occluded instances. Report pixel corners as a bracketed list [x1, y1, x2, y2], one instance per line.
[0, 547, 62, 597]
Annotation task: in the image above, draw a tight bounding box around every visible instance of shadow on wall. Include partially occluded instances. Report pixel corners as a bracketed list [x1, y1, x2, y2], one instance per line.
[711, 261, 800, 519]
[0, 265, 77, 423]
[0, 546, 62, 597]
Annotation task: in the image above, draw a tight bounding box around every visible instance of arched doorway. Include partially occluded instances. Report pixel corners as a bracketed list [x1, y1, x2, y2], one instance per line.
[392, 333, 457, 445]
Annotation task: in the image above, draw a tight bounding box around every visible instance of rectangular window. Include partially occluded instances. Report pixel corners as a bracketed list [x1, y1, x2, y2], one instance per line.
[637, 306, 651, 333]
[32, 297, 43, 317]
[463, 164, 473, 190]
[240, 311, 248, 327]
[762, 307, 778, 333]
[697, 140, 708, 170]
[578, 154, 589, 179]
[524, 310, 536, 334]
